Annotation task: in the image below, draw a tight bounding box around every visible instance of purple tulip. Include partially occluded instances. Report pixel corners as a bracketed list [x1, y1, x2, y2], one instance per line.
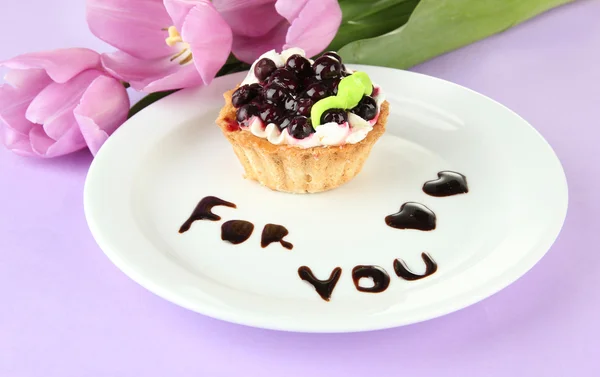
[0, 48, 130, 158]
[215, 0, 343, 63]
[86, 0, 342, 91]
[87, 0, 233, 92]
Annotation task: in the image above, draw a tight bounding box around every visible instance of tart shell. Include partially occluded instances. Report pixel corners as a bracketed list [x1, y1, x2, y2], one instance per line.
[216, 88, 389, 193]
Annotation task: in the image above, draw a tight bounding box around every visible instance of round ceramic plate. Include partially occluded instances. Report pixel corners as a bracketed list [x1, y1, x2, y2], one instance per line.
[84, 66, 568, 333]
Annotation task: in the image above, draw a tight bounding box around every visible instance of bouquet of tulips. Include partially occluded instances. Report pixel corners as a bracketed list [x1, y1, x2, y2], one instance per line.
[0, 0, 573, 158]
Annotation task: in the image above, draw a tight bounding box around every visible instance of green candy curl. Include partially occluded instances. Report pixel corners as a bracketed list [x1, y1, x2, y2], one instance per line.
[311, 72, 373, 128]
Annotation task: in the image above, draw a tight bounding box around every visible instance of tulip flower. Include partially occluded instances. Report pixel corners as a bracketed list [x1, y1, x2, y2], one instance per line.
[0, 48, 130, 158]
[87, 0, 233, 92]
[86, 0, 342, 92]
[215, 0, 342, 63]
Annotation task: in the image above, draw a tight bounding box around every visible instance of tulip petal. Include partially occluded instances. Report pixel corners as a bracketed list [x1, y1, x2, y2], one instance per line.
[275, 0, 306, 23]
[281, 0, 342, 58]
[29, 124, 86, 158]
[214, 0, 283, 38]
[144, 64, 204, 92]
[231, 20, 289, 63]
[1, 49, 100, 83]
[101, 51, 203, 92]
[73, 76, 130, 155]
[87, 0, 174, 60]
[43, 110, 80, 143]
[0, 69, 51, 135]
[4, 68, 51, 89]
[26, 70, 103, 140]
[181, 2, 233, 84]
[163, 0, 196, 31]
[0, 122, 36, 157]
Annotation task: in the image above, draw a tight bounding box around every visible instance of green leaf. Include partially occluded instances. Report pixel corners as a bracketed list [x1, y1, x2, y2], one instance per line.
[339, 0, 575, 69]
[224, 53, 242, 65]
[216, 61, 251, 77]
[216, 53, 251, 77]
[328, 0, 420, 52]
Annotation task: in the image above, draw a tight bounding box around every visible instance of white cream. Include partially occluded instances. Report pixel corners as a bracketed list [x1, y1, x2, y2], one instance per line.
[280, 47, 307, 63]
[238, 48, 385, 148]
[266, 123, 286, 145]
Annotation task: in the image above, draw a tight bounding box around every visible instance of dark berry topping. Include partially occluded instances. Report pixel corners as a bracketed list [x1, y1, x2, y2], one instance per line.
[351, 96, 377, 121]
[321, 109, 348, 125]
[296, 98, 314, 116]
[289, 116, 314, 139]
[232, 84, 261, 108]
[254, 58, 277, 82]
[312, 56, 342, 81]
[303, 82, 331, 101]
[284, 97, 298, 112]
[322, 51, 342, 63]
[301, 77, 314, 90]
[263, 83, 289, 104]
[324, 79, 340, 95]
[278, 115, 293, 130]
[268, 67, 299, 92]
[285, 54, 312, 78]
[238, 52, 364, 136]
[341, 64, 353, 77]
[259, 104, 285, 124]
[249, 96, 263, 106]
[236, 104, 260, 125]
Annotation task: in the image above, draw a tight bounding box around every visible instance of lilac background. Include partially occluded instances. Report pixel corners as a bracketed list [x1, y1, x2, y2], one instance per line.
[1, 1, 600, 376]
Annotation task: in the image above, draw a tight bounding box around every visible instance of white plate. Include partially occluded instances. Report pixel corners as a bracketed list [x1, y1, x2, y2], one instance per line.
[84, 66, 568, 333]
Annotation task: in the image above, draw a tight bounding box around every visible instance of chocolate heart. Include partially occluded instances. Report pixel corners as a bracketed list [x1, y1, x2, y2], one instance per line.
[423, 171, 468, 197]
[385, 202, 436, 231]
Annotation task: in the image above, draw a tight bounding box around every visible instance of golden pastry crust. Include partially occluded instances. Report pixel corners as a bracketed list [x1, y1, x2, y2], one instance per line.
[216, 88, 389, 193]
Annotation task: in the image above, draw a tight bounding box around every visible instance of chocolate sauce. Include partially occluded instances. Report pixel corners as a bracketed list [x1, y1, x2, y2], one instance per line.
[385, 202, 436, 231]
[221, 220, 254, 244]
[352, 265, 390, 293]
[261, 224, 293, 250]
[393, 253, 438, 281]
[179, 196, 236, 233]
[423, 171, 468, 197]
[298, 266, 342, 301]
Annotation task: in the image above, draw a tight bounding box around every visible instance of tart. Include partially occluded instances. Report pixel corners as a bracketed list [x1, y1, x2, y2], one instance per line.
[216, 48, 388, 193]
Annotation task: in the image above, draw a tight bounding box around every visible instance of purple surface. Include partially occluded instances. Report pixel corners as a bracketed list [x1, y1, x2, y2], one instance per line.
[1, 1, 599, 376]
